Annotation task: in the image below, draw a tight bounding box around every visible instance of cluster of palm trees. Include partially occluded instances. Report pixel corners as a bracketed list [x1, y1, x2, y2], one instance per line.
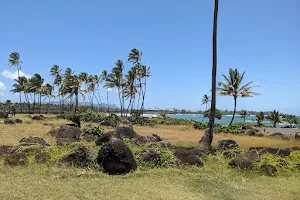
[8, 49, 151, 115]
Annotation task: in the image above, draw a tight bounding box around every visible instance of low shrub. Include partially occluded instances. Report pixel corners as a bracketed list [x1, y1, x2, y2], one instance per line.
[194, 122, 208, 130]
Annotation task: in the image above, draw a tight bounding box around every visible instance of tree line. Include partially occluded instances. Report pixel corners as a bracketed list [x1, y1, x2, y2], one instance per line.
[7, 48, 151, 116]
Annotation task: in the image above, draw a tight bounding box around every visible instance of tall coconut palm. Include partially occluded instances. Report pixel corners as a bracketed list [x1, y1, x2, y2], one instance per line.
[201, 94, 211, 122]
[266, 110, 283, 128]
[239, 110, 249, 122]
[124, 68, 137, 115]
[50, 65, 63, 113]
[101, 70, 110, 112]
[8, 52, 23, 113]
[217, 68, 260, 125]
[255, 112, 265, 127]
[200, 0, 219, 148]
[139, 65, 151, 115]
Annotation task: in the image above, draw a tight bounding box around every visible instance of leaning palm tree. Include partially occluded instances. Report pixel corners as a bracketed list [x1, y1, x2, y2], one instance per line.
[266, 110, 283, 128]
[217, 68, 260, 125]
[200, 0, 219, 148]
[201, 94, 211, 122]
[255, 112, 265, 127]
[239, 110, 249, 122]
[8, 52, 23, 113]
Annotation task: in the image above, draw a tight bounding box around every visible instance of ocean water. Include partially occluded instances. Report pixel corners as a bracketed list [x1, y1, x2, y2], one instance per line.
[166, 114, 298, 127]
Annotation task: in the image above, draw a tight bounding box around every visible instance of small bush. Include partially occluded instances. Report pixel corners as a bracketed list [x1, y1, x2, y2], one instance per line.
[194, 122, 208, 130]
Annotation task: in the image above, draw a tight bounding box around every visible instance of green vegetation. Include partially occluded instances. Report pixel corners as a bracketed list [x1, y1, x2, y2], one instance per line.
[255, 112, 265, 127]
[239, 110, 249, 122]
[266, 110, 283, 127]
[204, 108, 222, 120]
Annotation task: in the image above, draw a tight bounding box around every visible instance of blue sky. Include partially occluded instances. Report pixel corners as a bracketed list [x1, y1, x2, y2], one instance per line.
[0, 0, 299, 114]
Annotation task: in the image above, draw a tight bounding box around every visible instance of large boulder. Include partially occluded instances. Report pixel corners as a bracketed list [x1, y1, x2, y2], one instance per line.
[270, 132, 283, 137]
[58, 146, 93, 168]
[229, 149, 260, 169]
[173, 148, 203, 167]
[97, 138, 137, 175]
[136, 134, 162, 144]
[19, 136, 50, 147]
[95, 132, 114, 146]
[48, 128, 59, 137]
[140, 148, 160, 165]
[223, 151, 241, 159]
[4, 152, 28, 166]
[55, 125, 81, 145]
[82, 134, 98, 142]
[245, 129, 256, 136]
[0, 145, 19, 157]
[217, 140, 239, 150]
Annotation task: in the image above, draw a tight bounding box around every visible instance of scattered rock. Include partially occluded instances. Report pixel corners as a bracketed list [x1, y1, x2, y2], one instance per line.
[249, 147, 291, 157]
[114, 126, 137, 139]
[35, 152, 50, 164]
[140, 148, 160, 165]
[32, 115, 44, 120]
[48, 128, 59, 137]
[223, 151, 241, 159]
[55, 125, 81, 145]
[136, 134, 162, 143]
[58, 146, 93, 168]
[4, 119, 15, 125]
[245, 129, 256, 136]
[257, 133, 264, 137]
[0, 145, 19, 157]
[270, 132, 283, 137]
[82, 134, 98, 142]
[0, 110, 7, 118]
[4, 152, 28, 166]
[261, 164, 277, 176]
[295, 133, 300, 140]
[229, 149, 260, 169]
[97, 138, 137, 175]
[20, 136, 50, 147]
[66, 122, 79, 127]
[291, 147, 300, 151]
[95, 132, 113, 146]
[189, 148, 206, 156]
[42, 122, 53, 126]
[173, 148, 203, 167]
[217, 140, 239, 150]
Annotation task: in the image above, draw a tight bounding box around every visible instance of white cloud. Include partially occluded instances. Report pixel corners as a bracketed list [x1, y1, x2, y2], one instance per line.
[1, 70, 32, 80]
[0, 92, 4, 97]
[0, 81, 6, 91]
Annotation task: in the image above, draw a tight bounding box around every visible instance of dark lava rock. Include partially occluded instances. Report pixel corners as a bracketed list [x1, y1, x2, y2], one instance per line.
[245, 129, 256, 136]
[257, 133, 265, 137]
[174, 148, 203, 167]
[114, 126, 137, 139]
[66, 122, 79, 127]
[136, 134, 162, 144]
[261, 164, 277, 176]
[48, 128, 59, 137]
[223, 151, 241, 159]
[140, 148, 160, 165]
[291, 147, 300, 151]
[32, 115, 44, 120]
[55, 125, 81, 145]
[20, 136, 50, 147]
[0, 110, 7, 118]
[189, 148, 206, 156]
[249, 147, 291, 157]
[295, 133, 300, 140]
[70, 115, 81, 128]
[270, 132, 283, 137]
[4, 152, 28, 166]
[58, 146, 93, 168]
[0, 145, 19, 157]
[217, 140, 239, 150]
[82, 134, 98, 142]
[97, 138, 137, 175]
[229, 149, 260, 169]
[4, 119, 15, 125]
[35, 152, 50, 164]
[95, 132, 114, 146]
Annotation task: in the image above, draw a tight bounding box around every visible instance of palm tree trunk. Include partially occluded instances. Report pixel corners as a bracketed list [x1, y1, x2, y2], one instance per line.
[200, 0, 218, 148]
[117, 87, 123, 116]
[140, 78, 147, 115]
[107, 90, 109, 112]
[229, 97, 237, 125]
[74, 93, 79, 114]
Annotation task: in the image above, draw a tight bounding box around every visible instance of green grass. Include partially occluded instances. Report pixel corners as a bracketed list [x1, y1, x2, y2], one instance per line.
[0, 114, 300, 199]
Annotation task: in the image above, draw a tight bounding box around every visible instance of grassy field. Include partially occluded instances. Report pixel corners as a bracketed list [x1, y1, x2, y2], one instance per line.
[0, 115, 300, 200]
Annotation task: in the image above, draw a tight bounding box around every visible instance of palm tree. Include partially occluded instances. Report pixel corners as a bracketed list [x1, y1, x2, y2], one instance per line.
[139, 65, 151, 115]
[201, 94, 211, 122]
[8, 52, 23, 113]
[105, 60, 125, 116]
[101, 70, 110, 112]
[124, 68, 137, 115]
[29, 73, 44, 113]
[266, 110, 283, 128]
[255, 112, 265, 127]
[217, 68, 260, 125]
[41, 83, 53, 113]
[239, 110, 249, 122]
[50, 65, 63, 113]
[200, 0, 219, 148]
